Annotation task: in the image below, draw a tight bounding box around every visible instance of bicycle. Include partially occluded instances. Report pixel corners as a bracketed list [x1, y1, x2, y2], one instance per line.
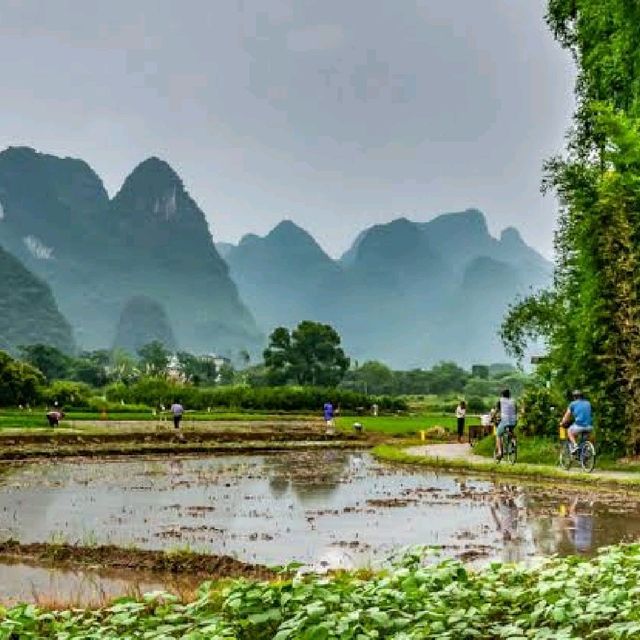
[494, 425, 517, 464]
[559, 429, 596, 472]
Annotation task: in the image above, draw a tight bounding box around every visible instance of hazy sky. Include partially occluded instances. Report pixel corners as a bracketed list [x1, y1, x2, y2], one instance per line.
[0, 0, 575, 258]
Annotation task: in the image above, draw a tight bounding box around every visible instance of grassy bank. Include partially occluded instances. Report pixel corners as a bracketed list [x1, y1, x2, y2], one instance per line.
[0, 408, 462, 436]
[2, 544, 640, 638]
[335, 413, 463, 435]
[372, 444, 640, 489]
[472, 434, 640, 474]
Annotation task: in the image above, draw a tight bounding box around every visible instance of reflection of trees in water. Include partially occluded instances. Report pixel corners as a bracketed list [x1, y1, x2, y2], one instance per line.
[262, 450, 352, 503]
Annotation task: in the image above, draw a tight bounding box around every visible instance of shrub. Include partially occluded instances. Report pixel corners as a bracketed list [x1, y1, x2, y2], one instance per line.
[466, 396, 488, 413]
[105, 377, 407, 413]
[0, 351, 43, 407]
[520, 386, 564, 437]
[40, 380, 93, 408]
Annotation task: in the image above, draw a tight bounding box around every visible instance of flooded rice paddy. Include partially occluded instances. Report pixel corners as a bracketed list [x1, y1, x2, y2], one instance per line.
[1, 449, 640, 603]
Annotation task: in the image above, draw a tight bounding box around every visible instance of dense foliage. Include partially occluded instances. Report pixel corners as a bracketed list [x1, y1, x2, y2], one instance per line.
[0, 351, 43, 407]
[264, 322, 350, 387]
[502, 1, 640, 453]
[3, 545, 640, 638]
[105, 378, 404, 413]
[341, 360, 527, 401]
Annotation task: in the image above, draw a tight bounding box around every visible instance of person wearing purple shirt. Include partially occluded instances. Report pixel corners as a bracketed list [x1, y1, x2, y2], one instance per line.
[324, 401, 335, 434]
[171, 400, 184, 429]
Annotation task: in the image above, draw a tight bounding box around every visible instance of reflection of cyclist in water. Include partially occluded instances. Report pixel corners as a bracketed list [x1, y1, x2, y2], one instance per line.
[490, 494, 519, 541]
[563, 497, 593, 553]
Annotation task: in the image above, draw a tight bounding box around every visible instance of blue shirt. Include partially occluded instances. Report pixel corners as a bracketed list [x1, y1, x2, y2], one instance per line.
[323, 403, 334, 420]
[570, 399, 592, 427]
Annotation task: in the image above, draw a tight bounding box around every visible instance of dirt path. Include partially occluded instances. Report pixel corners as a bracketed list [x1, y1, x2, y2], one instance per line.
[406, 443, 488, 462]
[404, 442, 640, 483]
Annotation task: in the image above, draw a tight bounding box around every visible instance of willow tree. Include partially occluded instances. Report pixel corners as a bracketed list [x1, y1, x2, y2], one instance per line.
[502, 1, 640, 451]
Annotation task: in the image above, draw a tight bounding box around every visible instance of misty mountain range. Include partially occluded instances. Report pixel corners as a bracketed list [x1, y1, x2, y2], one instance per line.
[0, 147, 551, 368]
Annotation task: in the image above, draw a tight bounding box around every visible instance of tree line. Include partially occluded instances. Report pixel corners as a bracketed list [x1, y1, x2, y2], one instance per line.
[501, 0, 640, 453]
[0, 319, 524, 410]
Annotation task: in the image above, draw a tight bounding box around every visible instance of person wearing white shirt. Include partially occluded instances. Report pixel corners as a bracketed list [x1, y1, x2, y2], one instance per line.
[455, 400, 466, 443]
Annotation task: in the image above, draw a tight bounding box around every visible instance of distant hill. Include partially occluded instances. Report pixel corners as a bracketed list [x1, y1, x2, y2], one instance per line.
[112, 295, 177, 354]
[0, 243, 74, 354]
[0, 145, 551, 366]
[224, 209, 551, 367]
[224, 220, 342, 331]
[0, 147, 261, 356]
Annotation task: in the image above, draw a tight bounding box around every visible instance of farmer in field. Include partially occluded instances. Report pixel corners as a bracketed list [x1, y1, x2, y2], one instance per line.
[561, 390, 593, 452]
[494, 389, 517, 460]
[46, 409, 64, 427]
[170, 400, 184, 429]
[324, 401, 335, 435]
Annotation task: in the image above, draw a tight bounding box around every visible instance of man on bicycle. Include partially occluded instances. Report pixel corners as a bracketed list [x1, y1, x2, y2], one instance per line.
[562, 390, 593, 451]
[494, 389, 517, 460]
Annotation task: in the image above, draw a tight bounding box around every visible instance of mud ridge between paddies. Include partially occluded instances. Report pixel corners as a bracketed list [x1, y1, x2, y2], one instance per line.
[0, 540, 277, 581]
[0, 425, 376, 460]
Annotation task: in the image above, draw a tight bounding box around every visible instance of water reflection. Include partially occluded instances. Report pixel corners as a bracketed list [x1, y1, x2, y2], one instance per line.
[262, 449, 352, 503]
[0, 452, 637, 572]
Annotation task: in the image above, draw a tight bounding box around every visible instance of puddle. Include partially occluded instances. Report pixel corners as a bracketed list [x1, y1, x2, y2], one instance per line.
[0, 560, 196, 607]
[0, 450, 639, 602]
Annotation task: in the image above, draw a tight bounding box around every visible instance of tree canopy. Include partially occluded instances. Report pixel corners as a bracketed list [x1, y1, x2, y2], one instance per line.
[502, 0, 640, 451]
[263, 321, 350, 387]
[0, 351, 44, 406]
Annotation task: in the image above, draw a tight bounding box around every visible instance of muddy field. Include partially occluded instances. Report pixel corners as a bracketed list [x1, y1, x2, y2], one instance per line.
[1, 449, 640, 604]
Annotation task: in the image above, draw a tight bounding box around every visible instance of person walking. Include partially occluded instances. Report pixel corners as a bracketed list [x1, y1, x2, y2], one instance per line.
[455, 400, 466, 443]
[170, 400, 184, 429]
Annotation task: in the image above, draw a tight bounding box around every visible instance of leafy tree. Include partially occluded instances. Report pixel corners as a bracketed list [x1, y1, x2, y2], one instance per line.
[18, 344, 72, 382]
[502, 1, 640, 452]
[109, 348, 139, 384]
[217, 362, 236, 386]
[427, 362, 469, 395]
[471, 365, 489, 380]
[72, 350, 111, 387]
[392, 369, 434, 395]
[263, 321, 350, 387]
[41, 380, 92, 408]
[0, 350, 44, 406]
[137, 341, 171, 375]
[342, 361, 395, 395]
[176, 351, 217, 386]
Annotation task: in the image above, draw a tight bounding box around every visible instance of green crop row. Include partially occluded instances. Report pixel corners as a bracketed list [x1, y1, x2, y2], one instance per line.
[3, 544, 640, 638]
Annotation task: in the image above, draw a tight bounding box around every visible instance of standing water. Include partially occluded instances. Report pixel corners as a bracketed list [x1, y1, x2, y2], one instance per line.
[0, 450, 638, 602]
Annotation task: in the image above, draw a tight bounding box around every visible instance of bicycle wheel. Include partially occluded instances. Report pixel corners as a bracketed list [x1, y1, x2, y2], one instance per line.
[506, 437, 517, 464]
[580, 441, 596, 473]
[559, 441, 573, 470]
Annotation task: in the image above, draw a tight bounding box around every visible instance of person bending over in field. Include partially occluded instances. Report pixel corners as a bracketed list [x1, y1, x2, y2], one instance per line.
[561, 390, 593, 452]
[494, 389, 517, 460]
[46, 409, 65, 428]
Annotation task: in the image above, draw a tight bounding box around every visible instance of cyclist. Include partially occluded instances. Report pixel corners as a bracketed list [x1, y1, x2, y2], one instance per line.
[561, 390, 593, 452]
[494, 389, 517, 460]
